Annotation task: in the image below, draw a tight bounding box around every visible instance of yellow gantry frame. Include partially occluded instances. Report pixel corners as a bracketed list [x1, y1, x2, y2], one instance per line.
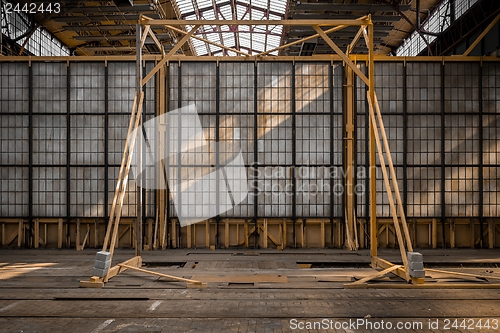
[77, 15, 419, 287]
[133, 15, 415, 283]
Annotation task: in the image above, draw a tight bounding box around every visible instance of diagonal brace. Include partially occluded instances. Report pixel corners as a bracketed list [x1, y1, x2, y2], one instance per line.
[347, 25, 366, 55]
[313, 25, 369, 85]
[367, 91, 410, 281]
[141, 25, 200, 87]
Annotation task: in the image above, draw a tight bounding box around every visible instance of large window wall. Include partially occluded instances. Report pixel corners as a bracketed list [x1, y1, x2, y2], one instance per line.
[0, 59, 499, 248]
[0, 61, 156, 222]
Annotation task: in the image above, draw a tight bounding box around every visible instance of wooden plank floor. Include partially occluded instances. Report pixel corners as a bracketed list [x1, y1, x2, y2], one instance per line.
[1, 248, 500, 332]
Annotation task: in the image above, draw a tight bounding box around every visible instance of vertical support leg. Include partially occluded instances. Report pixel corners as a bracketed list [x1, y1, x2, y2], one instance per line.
[366, 18, 377, 259]
[44, 223, 48, 247]
[244, 220, 249, 248]
[336, 219, 342, 248]
[18, 220, 23, 248]
[257, 220, 261, 248]
[85, 224, 90, 248]
[359, 219, 365, 248]
[206, 220, 210, 248]
[345, 63, 356, 250]
[34, 218, 39, 249]
[193, 224, 197, 248]
[135, 23, 143, 258]
[158, 63, 167, 251]
[470, 218, 475, 249]
[172, 219, 177, 249]
[236, 223, 240, 246]
[146, 219, 153, 250]
[412, 218, 417, 248]
[385, 224, 389, 247]
[450, 219, 455, 249]
[321, 219, 325, 248]
[153, 211, 160, 250]
[76, 218, 81, 251]
[224, 220, 229, 249]
[432, 218, 437, 249]
[301, 219, 306, 248]
[162, 200, 168, 250]
[488, 219, 494, 249]
[263, 219, 268, 249]
[187, 224, 192, 249]
[278, 223, 282, 249]
[282, 220, 287, 249]
[368, 105, 377, 253]
[66, 221, 70, 248]
[94, 219, 99, 248]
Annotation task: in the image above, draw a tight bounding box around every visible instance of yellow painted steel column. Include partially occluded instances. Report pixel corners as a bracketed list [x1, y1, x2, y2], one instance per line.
[367, 18, 377, 258]
[157, 64, 167, 250]
[344, 63, 356, 250]
[136, 24, 143, 257]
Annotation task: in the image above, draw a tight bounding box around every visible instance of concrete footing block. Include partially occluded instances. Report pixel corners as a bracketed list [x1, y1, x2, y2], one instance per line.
[93, 251, 111, 277]
[407, 252, 423, 262]
[95, 251, 111, 262]
[94, 259, 111, 270]
[92, 267, 108, 277]
[408, 261, 424, 270]
[409, 268, 425, 278]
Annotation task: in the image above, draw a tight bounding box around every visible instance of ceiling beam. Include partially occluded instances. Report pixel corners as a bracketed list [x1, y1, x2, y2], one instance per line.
[287, 31, 389, 38]
[73, 35, 172, 42]
[140, 19, 370, 26]
[293, 3, 411, 12]
[53, 14, 160, 23]
[289, 25, 393, 32]
[83, 46, 134, 52]
[74, 35, 135, 41]
[60, 5, 155, 14]
[288, 46, 369, 54]
[292, 14, 401, 22]
[63, 25, 136, 31]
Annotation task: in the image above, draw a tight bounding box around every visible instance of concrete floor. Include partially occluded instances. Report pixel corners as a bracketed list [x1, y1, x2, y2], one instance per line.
[1, 248, 500, 333]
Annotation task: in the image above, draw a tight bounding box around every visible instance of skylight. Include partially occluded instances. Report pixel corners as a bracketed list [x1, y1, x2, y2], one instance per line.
[173, 0, 288, 56]
[396, 0, 480, 56]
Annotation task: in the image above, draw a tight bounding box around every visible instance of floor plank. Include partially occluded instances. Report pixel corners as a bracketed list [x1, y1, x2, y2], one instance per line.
[1, 248, 500, 332]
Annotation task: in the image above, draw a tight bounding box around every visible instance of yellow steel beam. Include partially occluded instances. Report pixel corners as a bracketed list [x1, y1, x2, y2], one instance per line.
[140, 19, 370, 27]
[347, 26, 366, 55]
[166, 25, 249, 56]
[312, 25, 370, 85]
[256, 25, 349, 57]
[147, 26, 165, 55]
[140, 25, 151, 49]
[141, 24, 200, 87]
[1, 55, 500, 63]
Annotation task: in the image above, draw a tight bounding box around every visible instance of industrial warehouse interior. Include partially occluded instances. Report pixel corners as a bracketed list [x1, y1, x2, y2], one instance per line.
[1, 0, 500, 332]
